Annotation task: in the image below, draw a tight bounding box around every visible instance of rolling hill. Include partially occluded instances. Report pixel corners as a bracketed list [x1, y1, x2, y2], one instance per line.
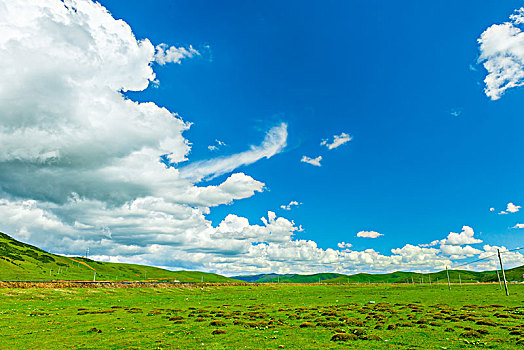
[235, 266, 524, 284]
[0, 231, 239, 282]
[233, 273, 346, 283]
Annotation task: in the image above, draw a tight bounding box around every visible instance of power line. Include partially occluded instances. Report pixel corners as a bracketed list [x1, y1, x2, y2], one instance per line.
[451, 247, 523, 269]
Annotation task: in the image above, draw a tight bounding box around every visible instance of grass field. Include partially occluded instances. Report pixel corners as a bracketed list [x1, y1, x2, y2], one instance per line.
[1, 283, 523, 349]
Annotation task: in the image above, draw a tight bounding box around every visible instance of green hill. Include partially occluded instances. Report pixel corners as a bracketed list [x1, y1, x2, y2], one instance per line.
[234, 272, 346, 283]
[0, 231, 239, 283]
[235, 267, 524, 284]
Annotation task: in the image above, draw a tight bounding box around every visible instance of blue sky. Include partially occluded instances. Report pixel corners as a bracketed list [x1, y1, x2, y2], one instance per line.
[115, 1, 524, 251]
[0, 0, 523, 274]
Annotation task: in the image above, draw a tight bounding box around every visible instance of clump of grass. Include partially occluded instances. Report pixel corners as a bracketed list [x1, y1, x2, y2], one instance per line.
[461, 330, 482, 338]
[361, 334, 382, 341]
[87, 328, 102, 334]
[348, 328, 366, 336]
[476, 319, 497, 326]
[212, 329, 226, 335]
[397, 322, 414, 327]
[317, 321, 341, 328]
[346, 317, 364, 327]
[330, 333, 357, 341]
[245, 321, 268, 328]
[169, 316, 183, 321]
[210, 320, 226, 327]
[299, 322, 314, 328]
[444, 327, 454, 332]
[126, 307, 143, 313]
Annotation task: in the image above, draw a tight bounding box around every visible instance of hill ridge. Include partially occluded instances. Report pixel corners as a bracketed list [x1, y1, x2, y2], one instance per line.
[0, 231, 239, 283]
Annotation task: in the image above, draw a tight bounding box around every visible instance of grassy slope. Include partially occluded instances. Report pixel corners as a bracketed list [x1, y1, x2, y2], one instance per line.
[0, 232, 238, 282]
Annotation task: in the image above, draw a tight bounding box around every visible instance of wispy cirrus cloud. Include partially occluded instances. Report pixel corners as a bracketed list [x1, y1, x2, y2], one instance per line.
[208, 139, 226, 152]
[321, 132, 352, 150]
[180, 123, 288, 182]
[281, 201, 301, 211]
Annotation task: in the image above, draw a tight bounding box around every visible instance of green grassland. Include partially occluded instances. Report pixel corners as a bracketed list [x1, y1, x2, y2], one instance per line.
[0, 283, 523, 349]
[0, 232, 237, 283]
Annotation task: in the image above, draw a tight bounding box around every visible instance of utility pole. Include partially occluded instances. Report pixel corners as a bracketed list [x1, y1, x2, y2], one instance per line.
[446, 266, 451, 291]
[496, 270, 502, 289]
[93, 271, 96, 282]
[459, 273, 462, 287]
[411, 276, 414, 285]
[86, 247, 89, 259]
[497, 249, 509, 296]
[428, 275, 432, 286]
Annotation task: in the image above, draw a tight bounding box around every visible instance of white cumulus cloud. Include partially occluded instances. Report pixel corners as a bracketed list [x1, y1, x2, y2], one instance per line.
[337, 242, 352, 249]
[506, 202, 521, 213]
[155, 43, 199, 65]
[478, 8, 524, 99]
[438, 226, 483, 246]
[301, 155, 322, 167]
[356, 231, 383, 238]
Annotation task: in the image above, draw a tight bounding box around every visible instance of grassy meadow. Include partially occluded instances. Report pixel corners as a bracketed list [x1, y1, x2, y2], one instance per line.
[1, 283, 523, 349]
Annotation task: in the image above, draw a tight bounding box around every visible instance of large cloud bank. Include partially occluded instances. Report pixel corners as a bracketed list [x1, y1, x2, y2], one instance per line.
[0, 0, 521, 275]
